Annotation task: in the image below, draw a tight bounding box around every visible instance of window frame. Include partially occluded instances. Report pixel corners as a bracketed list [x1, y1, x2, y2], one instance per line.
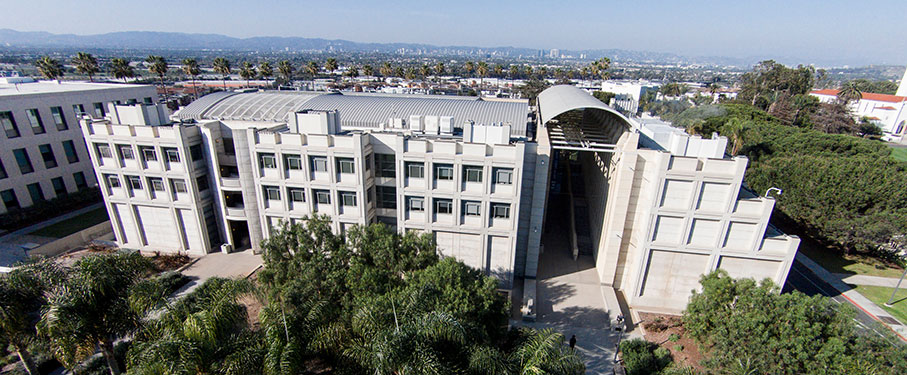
[464, 166, 483, 183]
[51, 177, 67, 196]
[311, 156, 328, 172]
[13, 148, 33, 174]
[62, 140, 79, 163]
[96, 143, 112, 158]
[376, 153, 396, 177]
[463, 201, 482, 216]
[492, 203, 511, 219]
[406, 162, 425, 179]
[93, 102, 105, 118]
[315, 190, 331, 204]
[284, 154, 303, 170]
[164, 148, 180, 163]
[264, 186, 281, 201]
[26, 108, 45, 134]
[435, 164, 454, 180]
[408, 197, 425, 212]
[288, 188, 305, 202]
[340, 191, 357, 207]
[1, 111, 20, 138]
[117, 145, 135, 160]
[171, 179, 188, 193]
[126, 175, 142, 190]
[494, 168, 514, 185]
[148, 177, 165, 192]
[1, 189, 19, 210]
[50, 106, 68, 131]
[337, 158, 356, 174]
[39, 144, 57, 169]
[435, 198, 453, 214]
[106, 174, 121, 188]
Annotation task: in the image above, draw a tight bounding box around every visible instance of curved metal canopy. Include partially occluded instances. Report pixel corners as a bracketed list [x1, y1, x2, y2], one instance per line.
[537, 85, 634, 127]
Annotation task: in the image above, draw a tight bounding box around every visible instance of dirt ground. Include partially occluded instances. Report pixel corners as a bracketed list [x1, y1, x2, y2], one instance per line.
[54, 244, 192, 272]
[639, 312, 706, 371]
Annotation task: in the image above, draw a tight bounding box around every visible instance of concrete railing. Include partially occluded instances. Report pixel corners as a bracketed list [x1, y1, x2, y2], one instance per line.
[29, 221, 113, 258]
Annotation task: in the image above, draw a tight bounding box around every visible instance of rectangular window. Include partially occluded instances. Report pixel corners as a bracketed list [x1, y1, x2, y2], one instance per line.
[117, 145, 134, 160]
[289, 188, 305, 202]
[62, 140, 79, 163]
[95, 143, 112, 158]
[0, 159, 6, 179]
[196, 175, 209, 191]
[464, 166, 483, 183]
[408, 197, 425, 212]
[140, 146, 157, 162]
[494, 168, 514, 185]
[190, 144, 204, 161]
[406, 162, 424, 178]
[376, 153, 396, 177]
[337, 158, 355, 174]
[1, 189, 19, 210]
[13, 148, 33, 174]
[171, 179, 187, 193]
[492, 203, 511, 218]
[127, 175, 142, 190]
[434, 164, 454, 180]
[39, 144, 57, 169]
[51, 177, 67, 196]
[1, 111, 19, 138]
[50, 107, 68, 131]
[93, 102, 105, 118]
[464, 201, 481, 216]
[72, 104, 85, 117]
[106, 174, 121, 188]
[284, 154, 303, 170]
[164, 148, 180, 163]
[435, 199, 453, 214]
[365, 154, 372, 171]
[27, 183, 45, 203]
[311, 156, 328, 172]
[315, 190, 331, 204]
[376, 186, 396, 209]
[73, 172, 87, 190]
[26, 109, 45, 134]
[223, 138, 235, 155]
[259, 153, 277, 169]
[264, 186, 280, 200]
[148, 177, 165, 191]
[340, 191, 357, 207]
[143, 97, 153, 105]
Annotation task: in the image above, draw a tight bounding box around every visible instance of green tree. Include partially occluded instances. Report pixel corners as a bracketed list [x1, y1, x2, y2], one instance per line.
[464, 61, 475, 76]
[722, 116, 749, 155]
[0, 260, 64, 375]
[146, 55, 169, 97]
[519, 79, 550, 105]
[476, 61, 489, 86]
[213, 57, 232, 90]
[509, 65, 520, 82]
[837, 81, 863, 104]
[110, 58, 135, 83]
[305, 61, 318, 78]
[36, 56, 64, 81]
[325, 58, 338, 76]
[258, 61, 273, 83]
[738, 60, 815, 110]
[510, 329, 585, 375]
[362, 64, 373, 77]
[73, 52, 99, 81]
[590, 57, 611, 80]
[380, 62, 393, 78]
[239, 61, 256, 87]
[345, 65, 360, 80]
[181, 58, 201, 100]
[419, 64, 431, 80]
[434, 62, 445, 77]
[39, 253, 163, 375]
[493, 64, 504, 79]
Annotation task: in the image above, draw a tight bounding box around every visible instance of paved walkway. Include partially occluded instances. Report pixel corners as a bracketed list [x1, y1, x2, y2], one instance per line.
[797, 253, 907, 339]
[172, 249, 263, 297]
[835, 273, 907, 288]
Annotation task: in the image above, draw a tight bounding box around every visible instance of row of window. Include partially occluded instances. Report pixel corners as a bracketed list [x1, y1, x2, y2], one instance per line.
[259, 153, 357, 174]
[95, 143, 204, 165]
[0, 141, 80, 178]
[0, 172, 88, 210]
[405, 197, 511, 218]
[262, 186, 358, 207]
[104, 174, 208, 198]
[403, 162, 512, 184]
[0, 100, 152, 139]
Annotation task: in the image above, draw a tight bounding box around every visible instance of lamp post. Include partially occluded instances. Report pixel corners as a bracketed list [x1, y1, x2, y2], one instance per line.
[885, 260, 907, 307]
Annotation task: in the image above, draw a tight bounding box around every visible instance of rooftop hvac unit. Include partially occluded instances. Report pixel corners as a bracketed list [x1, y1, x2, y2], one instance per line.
[424, 115, 439, 135]
[439, 116, 454, 134]
[409, 115, 424, 132]
[388, 117, 405, 129]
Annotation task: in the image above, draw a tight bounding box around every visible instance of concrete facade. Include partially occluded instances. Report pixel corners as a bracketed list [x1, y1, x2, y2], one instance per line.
[84, 87, 799, 313]
[0, 78, 157, 214]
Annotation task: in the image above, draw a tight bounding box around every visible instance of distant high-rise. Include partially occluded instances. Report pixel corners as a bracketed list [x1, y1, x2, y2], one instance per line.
[897, 65, 907, 97]
[549, 49, 560, 59]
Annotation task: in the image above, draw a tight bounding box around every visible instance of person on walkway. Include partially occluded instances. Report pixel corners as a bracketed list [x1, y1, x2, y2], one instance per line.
[569, 334, 577, 351]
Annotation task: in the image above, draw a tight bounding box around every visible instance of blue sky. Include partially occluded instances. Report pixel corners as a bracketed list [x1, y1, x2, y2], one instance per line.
[3, 0, 906, 65]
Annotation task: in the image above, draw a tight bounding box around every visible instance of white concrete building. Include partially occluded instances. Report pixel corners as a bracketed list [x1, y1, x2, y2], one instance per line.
[0, 78, 157, 214]
[810, 89, 907, 140]
[600, 80, 660, 114]
[83, 86, 799, 313]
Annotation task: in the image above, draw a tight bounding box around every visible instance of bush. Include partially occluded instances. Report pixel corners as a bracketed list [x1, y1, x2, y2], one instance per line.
[619, 338, 672, 375]
[155, 271, 191, 294]
[673, 344, 684, 352]
[668, 333, 680, 342]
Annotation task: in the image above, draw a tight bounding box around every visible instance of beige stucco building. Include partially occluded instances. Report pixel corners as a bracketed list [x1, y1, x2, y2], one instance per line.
[82, 85, 798, 313]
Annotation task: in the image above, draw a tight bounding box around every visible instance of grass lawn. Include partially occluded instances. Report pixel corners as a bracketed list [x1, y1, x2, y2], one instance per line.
[890, 147, 907, 162]
[797, 236, 905, 278]
[850, 284, 907, 325]
[29, 207, 109, 238]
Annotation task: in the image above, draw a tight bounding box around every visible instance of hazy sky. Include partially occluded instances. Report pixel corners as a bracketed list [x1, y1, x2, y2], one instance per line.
[3, 0, 906, 65]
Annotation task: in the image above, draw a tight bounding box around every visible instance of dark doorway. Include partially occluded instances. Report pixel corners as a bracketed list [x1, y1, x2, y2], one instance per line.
[228, 220, 251, 251]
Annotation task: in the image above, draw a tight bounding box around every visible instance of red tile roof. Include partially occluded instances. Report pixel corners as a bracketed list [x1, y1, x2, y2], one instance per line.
[810, 89, 907, 103]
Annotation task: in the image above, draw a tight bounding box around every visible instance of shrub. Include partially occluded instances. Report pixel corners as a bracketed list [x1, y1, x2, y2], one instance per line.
[668, 333, 680, 342]
[673, 344, 684, 352]
[619, 338, 672, 375]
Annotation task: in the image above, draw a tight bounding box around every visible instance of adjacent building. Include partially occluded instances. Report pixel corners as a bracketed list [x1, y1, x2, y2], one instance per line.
[810, 89, 907, 141]
[82, 86, 799, 313]
[0, 78, 157, 214]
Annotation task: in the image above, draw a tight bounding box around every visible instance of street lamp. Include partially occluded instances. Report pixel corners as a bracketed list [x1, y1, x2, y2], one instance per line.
[765, 187, 782, 198]
[885, 255, 907, 307]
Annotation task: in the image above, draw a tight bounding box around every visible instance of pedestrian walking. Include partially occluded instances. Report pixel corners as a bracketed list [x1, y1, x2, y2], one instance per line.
[569, 334, 577, 351]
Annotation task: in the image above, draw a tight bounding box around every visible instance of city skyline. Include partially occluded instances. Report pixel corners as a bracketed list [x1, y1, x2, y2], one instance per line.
[2, 0, 906, 66]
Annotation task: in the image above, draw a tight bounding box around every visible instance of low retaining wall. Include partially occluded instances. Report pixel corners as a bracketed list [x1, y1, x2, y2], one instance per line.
[30, 221, 113, 258]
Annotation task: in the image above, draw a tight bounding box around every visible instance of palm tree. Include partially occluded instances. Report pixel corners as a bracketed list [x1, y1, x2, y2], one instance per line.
[239, 62, 256, 87]
[213, 57, 232, 90]
[538, 66, 548, 80]
[524, 65, 533, 79]
[419, 64, 431, 80]
[493, 64, 504, 79]
[380, 62, 393, 78]
[405, 67, 417, 81]
[511, 329, 584, 375]
[325, 58, 338, 77]
[0, 261, 64, 375]
[278, 60, 295, 83]
[476, 61, 489, 86]
[463, 61, 475, 77]
[35, 56, 64, 81]
[723, 117, 749, 155]
[258, 61, 273, 84]
[305, 61, 318, 79]
[181, 58, 201, 100]
[509, 65, 520, 86]
[395, 66, 405, 79]
[345, 65, 359, 81]
[110, 58, 135, 83]
[837, 81, 863, 104]
[39, 253, 161, 375]
[146, 55, 169, 97]
[592, 57, 611, 80]
[362, 64, 374, 78]
[73, 52, 99, 81]
[435, 62, 445, 78]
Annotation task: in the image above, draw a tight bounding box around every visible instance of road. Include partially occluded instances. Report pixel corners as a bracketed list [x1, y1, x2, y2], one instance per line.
[783, 260, 892, 340]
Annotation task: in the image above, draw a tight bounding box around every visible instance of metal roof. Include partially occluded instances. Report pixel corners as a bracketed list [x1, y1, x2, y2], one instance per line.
[176, 90, 530, 136]
[537, 85, 636, 152]
[537, 84, 635, 126]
